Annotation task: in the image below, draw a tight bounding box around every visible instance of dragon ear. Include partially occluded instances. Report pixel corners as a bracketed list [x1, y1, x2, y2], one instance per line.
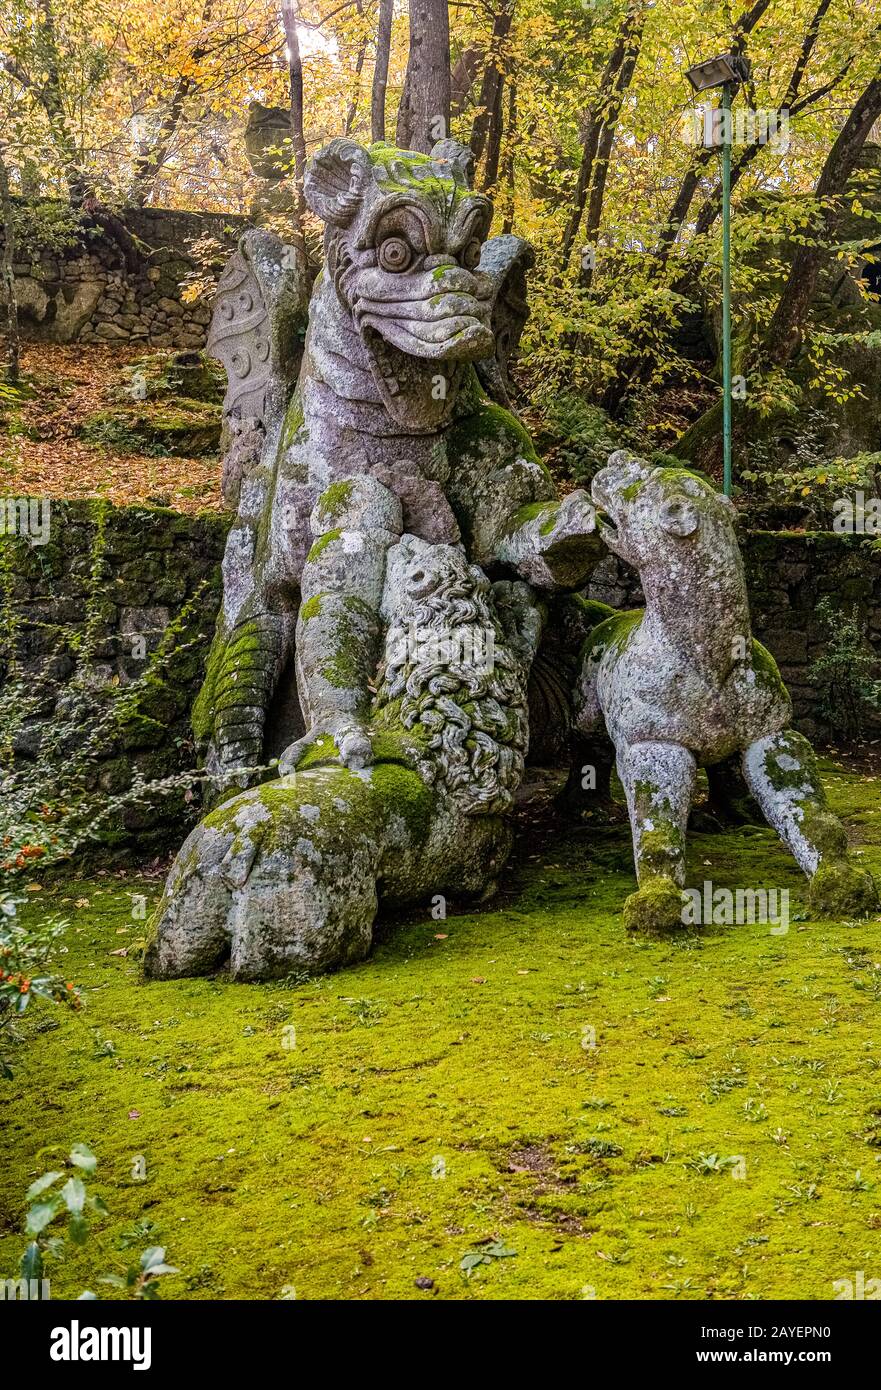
[304, 139, 372, 226]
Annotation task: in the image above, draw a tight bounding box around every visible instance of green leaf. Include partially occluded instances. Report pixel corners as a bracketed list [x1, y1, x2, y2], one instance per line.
[459, 1252, 488, 1271]
[25, 1197, 61, 1235]
[99, 1274, 127, 1288]
[20, 1241, 43, 1282]
[26, 1171, 63, 1201]
[484, 1241, 517, 1260]
[61, 1176, 86, 1215]
[140, 1245, 166, 1271]
[69, 1212, 89, 1245]
[78, 1290, 98, 1300]
[69, 1143, 97, 1173]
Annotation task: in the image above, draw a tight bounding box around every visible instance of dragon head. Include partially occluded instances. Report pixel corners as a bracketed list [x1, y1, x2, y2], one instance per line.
[304, 138, 495, 428]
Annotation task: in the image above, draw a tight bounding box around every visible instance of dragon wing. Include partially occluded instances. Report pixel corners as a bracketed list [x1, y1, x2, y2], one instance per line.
[207, 228, 309, 508]
[474, 234, 535, 409]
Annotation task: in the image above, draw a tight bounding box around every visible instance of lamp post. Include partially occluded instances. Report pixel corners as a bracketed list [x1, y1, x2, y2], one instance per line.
[685, 53, 750, 497]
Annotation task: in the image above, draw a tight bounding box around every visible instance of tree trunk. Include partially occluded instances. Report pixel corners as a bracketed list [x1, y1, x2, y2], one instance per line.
[469, 2, 513, 170]
[451, 45, 482, 116]
[371, 0, 394, 142]
[559, 5, 643, 276]
[500, 80, 517, 233]
[578, 12, 644, 288]
[34, 0, 86, 202]
[0, 148, 20, 384]
[345, 5, 369, 137]
[281, 1, 308, 255]
[764, 69, 881, 364]
[481, 66, 506, 191]
[395, 0, 451, 153]
[130, 0, 215, 206]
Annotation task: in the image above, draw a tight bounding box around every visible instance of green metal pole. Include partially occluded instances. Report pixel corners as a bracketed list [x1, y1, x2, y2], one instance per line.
[721, 82, 733, 497]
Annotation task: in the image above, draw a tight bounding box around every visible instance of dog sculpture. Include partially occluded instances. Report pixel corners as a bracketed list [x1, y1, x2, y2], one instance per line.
[575, 451, 879, 932]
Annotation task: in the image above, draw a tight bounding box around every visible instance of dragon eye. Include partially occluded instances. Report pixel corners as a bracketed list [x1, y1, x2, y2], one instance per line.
[378, 236, 413, 272]
[462, 238, 482, 270]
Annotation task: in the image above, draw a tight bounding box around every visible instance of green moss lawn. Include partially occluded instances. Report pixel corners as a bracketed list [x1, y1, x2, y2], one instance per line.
[2, 759, 881, 1300]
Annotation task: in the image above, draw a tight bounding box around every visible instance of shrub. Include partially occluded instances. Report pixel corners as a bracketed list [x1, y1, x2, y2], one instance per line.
[0, 892, 80, 1078]
[807, 597, 881, 739]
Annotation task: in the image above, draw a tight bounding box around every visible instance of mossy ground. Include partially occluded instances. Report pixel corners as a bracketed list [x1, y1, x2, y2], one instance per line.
[2, 759, 881, 1301]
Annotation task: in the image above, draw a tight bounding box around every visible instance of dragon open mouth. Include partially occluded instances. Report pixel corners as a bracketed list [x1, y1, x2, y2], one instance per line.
[361, 323, 473, 429]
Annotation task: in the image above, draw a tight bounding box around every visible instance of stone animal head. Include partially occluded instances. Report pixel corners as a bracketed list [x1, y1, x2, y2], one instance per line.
[591, 450, 737, 573]
[304, 138, 495, 427]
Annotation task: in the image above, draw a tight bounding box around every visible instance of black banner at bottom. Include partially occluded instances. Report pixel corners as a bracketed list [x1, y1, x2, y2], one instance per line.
[1, 1296, 875, 1375]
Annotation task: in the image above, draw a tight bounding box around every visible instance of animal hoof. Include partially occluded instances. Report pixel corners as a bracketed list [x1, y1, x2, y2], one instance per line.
[623, 877, 685, 934]
[809, 859, 879, 919]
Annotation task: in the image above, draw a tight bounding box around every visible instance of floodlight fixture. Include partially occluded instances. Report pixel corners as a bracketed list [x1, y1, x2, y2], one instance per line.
[685, 53, 750, 92]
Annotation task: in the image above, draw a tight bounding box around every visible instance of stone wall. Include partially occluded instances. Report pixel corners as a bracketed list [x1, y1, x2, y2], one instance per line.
[2, 507, 879, 856]
[5, 203, 249, 349]
[0, 500, 227, 848]
[588, 528, 881, 741]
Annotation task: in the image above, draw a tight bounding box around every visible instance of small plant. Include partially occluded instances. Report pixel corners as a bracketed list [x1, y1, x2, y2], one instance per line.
[807, 597, 881, 739]
[10, 1143, 178, 1300]
[685, 1151, 741, 1176]
[459, 1239, 517, 1277]
[0, 893, 80, 1078]
[544, 394, 632, 485]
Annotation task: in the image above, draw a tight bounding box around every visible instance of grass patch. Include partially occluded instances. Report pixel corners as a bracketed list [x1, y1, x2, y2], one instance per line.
[1, 760, 880, 1300]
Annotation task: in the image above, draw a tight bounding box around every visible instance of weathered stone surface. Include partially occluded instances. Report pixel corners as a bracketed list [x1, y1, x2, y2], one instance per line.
[0, 200, 246, 348]
[575, 452, 878, 930]
[148, 138, 603, 979]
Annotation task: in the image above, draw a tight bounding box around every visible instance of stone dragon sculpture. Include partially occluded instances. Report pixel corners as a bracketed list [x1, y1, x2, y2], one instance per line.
[192, 138, 600, 792]
[575, 451, 879, 931]
[145, 138, 602, 979]
[145, 139, 876, 982]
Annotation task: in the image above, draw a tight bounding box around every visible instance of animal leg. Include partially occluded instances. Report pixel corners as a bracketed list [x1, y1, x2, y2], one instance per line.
[742, 730, 878, 917]
[619, 739, 696, 933]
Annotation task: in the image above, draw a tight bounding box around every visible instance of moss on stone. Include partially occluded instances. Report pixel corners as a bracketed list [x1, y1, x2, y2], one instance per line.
[316, 481, 354, 522]
[192, 619, 269, 744]
[299, 595, 323, 623]
[749, 640, 788, 699]
[447, 400, 547, 473]
[622, 876, 685, 935]
[280, 396, 306, 454]
[506, 500, 557, 537]
[809, 858, 878, 917]
[307, 529, 342, 564]
[584, 609, 642, 663]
